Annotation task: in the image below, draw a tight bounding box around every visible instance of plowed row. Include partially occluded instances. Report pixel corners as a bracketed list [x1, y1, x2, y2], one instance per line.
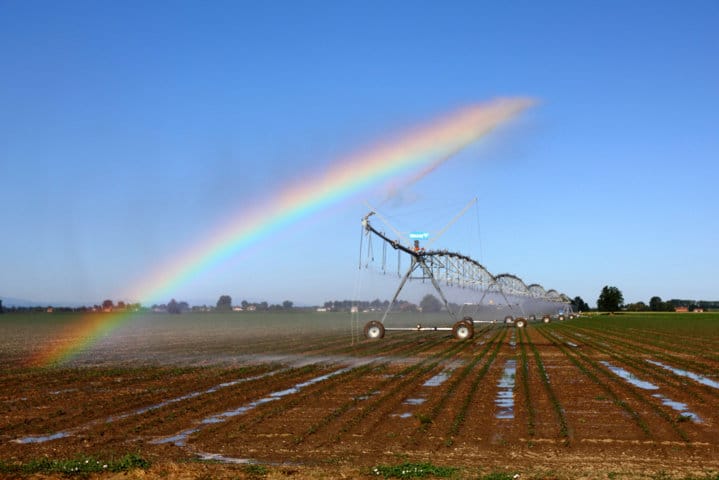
[1, 312, 718, 478]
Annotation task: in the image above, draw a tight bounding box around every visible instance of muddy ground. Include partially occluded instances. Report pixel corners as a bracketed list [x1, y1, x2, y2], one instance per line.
[1, 312, 718, 479]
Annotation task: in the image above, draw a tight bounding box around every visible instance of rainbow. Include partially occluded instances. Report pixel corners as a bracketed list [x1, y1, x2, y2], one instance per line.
[27, 97, 534, 367]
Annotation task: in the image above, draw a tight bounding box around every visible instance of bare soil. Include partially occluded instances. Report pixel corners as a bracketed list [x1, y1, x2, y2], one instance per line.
[1, 314, 718, 479]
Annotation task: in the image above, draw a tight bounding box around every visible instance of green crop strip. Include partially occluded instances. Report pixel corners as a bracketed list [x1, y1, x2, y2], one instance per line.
[553, 323, 711, 405]
[324, 334, 477, 443]
[294, 333, 460, 444]
[202, 362, 380, 443]
[536, 326, 654, 439]
[516, 327, 536, 437]
[546, 326, 693, 441]
[414, 329, 504, 434]
[570, 322, 717, 377]
[525, 326, 569, 442]
[447, 327, 507, 439]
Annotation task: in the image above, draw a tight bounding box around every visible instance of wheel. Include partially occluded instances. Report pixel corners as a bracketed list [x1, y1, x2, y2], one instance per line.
[504, 315, 514, 324]
[515, 318, 526, 328]
[363, 320, 385, 339]
[452, 320, 474, 340]
[542, 315, 551, 323]
[558, 315, 565, 321]
[528, 315, 536, 322]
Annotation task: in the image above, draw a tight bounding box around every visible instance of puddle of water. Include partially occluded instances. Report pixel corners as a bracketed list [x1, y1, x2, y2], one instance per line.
[495, 359, 516, 419]
[602, 362, 701, 422]
[14, 432, 70, 444]
[196, 452, 253, 464]
[423, 369, 452, 387]
[652, 394, 701, 422]
[152, 366, 353, 446]
[566, 342, 578, 348]
[153, 429, 198, 446]
[404, 397, 426, 405]
[647, 360, 719, 389]
[600, 361, 658, 390]
[391, 412, 413, 418]
[355, 391, 379, 401]
[50, 389, 78, 395]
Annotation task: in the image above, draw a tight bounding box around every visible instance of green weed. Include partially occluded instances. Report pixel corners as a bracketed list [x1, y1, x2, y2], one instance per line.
[0, 453, 149, 475]
[369, 462, 457, 478]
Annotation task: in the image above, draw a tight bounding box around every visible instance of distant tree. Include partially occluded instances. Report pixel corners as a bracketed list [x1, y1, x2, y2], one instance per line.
[419, 294, 442, 313]
[649, 296, 663, 311]
[167, 299, 181, 314]
[241, 300, 249, 309]
[597, 286, 624, 312]
[0, 299, 3, 314]
[102, 299, 114, 311]
[216, 295, 232, 312]
[282, 300, 293, 310]
[626, 301, 648, 311]
[571, 296, 590, 312]
[258, 301, 268, 311]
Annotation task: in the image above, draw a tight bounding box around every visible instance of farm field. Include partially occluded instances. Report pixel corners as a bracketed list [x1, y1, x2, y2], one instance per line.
[1, 311, 719, 479]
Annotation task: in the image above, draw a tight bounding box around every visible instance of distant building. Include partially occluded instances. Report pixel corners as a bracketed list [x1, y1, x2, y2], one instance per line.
[674, 306, 689, 313]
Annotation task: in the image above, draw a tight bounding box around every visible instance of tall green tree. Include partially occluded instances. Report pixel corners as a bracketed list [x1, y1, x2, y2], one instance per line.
[649, 296, 663, 311]
[419, 294, 442, 313]
[571, 296, 590, 312]
[597, 286, 624, 312]
[216, 295, 232, 312]
[167, 299, 181, 314]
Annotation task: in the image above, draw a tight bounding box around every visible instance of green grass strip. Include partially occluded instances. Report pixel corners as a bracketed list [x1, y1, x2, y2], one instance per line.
[0, 453, 149, 475]
[368, 461, 458, 478]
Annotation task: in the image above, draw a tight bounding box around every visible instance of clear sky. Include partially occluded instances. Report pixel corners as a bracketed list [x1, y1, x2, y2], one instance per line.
[1, 1, 717, 308]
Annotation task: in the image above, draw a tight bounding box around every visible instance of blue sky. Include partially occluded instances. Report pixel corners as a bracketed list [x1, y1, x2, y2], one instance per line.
[1, 1, 717, 307]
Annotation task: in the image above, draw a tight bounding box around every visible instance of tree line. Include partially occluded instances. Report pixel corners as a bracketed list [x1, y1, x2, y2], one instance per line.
[2, 290, 716, 315]
[576, 286, 714, 313]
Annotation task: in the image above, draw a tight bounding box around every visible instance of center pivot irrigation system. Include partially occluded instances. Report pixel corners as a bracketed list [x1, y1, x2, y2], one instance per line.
[359, 206, 574, 340]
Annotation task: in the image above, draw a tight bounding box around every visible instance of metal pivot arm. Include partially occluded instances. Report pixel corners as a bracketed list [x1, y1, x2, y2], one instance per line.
[417, 258, 457, 323]
[380, 258, 420, 325]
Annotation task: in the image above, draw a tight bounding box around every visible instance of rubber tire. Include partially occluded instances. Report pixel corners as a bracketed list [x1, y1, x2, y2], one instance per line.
[515, 318, 527, 328]
[542, 316, 551, 324]
[452, 320, 474, 340]
[504, 315, 514, 324]
[364, 320, 385, 339]
[558, 315, 565, 321]
[528, 315, 536, 322]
